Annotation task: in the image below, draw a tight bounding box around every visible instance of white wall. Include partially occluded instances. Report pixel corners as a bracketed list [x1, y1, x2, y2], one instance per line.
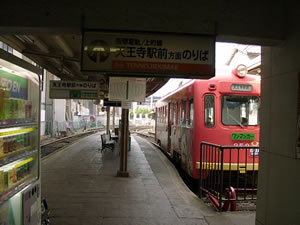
[53, 99, 66, 122]
[256, 10, 300, 225]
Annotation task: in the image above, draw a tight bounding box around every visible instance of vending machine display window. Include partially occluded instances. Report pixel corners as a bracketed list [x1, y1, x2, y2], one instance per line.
[0, 66, 40, 221]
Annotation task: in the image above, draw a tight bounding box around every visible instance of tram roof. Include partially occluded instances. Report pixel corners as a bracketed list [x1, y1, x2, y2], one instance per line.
[156, 68, 260, 106]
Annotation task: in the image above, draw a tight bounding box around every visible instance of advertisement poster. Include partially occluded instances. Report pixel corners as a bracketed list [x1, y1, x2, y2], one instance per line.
[0, 70, 28, 100]
[0, 70, 31, 124]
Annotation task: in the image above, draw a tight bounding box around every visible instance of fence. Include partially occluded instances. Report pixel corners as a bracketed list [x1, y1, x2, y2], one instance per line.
[40, 120, 104, 137]
[199, 142, 259, 211]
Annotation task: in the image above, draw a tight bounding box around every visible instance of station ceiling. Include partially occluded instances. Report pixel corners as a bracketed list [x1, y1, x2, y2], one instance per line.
[0, 1, 285, 96]
[0, 34, 169, 97]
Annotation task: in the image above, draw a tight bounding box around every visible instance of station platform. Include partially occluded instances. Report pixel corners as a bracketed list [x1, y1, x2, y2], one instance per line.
[41, 132, 256, 225]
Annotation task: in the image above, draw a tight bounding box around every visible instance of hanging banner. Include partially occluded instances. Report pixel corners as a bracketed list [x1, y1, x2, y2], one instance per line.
[81, 31, 215, 77]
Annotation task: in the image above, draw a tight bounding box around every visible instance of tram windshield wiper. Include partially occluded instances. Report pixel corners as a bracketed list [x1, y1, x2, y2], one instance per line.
[227, 112, 244, 128]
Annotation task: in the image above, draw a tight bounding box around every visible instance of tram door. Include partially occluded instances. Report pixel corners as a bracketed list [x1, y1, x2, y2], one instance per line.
[167, 102, 172, 152]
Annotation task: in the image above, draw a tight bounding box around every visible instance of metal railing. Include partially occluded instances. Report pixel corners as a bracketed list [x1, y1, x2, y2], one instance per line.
[40, 120, 104, 137]
[199, 142, 259, 211]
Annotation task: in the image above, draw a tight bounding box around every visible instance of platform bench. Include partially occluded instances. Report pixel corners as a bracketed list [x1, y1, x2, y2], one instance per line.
[100, 133, 114, 152]
[109, 129, 119, 142]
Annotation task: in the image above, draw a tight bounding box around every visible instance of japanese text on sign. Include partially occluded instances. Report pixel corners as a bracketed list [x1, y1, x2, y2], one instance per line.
[231, 133, 255, 141]
[82, 31, 215, 76]
[114, 39, 208, 61]
[50, 81, 99, 90]
[49, 81, 100, 99]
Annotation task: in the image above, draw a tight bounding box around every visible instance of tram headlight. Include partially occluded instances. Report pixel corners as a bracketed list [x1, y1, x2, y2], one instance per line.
[233, 64, 248, 78]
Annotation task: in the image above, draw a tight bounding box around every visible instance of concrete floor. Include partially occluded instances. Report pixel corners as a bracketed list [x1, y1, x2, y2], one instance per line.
[41, 132, 256, 225]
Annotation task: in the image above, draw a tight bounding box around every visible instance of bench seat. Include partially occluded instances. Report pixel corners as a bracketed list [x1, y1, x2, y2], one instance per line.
[100, 134, 114, 152]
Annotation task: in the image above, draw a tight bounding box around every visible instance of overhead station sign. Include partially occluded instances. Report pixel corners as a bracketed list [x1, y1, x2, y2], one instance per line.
[49, 80, 100, 99]
[81, 31, 215, 77]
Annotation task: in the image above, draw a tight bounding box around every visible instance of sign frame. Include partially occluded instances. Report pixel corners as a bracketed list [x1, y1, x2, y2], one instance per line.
[49, 80, 100, 99]
[81, 30, 216, 78]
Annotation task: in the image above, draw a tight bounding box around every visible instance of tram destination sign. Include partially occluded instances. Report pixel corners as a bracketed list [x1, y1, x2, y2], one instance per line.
[49, 80, 100, 99]
[231, 84, 252, 92]
[81, 31, 215, 78]
[231, 133, 255, 141]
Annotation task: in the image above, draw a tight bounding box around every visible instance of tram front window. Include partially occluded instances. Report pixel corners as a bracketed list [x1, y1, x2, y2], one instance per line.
[222, 95, 259, 126]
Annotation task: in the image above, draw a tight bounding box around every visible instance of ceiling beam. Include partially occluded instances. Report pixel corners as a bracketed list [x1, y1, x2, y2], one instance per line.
[0, 48, 42, 74]
[27, 35, 49, 53]
[22, 49, 80, 62]
[54, 36, 74, 57]
[0, 35, 26, 52]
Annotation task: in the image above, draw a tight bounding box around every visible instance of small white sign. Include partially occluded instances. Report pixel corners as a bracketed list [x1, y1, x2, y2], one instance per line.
[128, 78, 146, 102]
[121, 101, 132, 109]
[108, 77, 128, 101]
[109, 77, 146, 102]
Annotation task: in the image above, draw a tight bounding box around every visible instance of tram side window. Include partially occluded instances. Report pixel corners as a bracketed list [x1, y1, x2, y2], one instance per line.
[189, 99, 194, 126]
[172, 103, 176, 125]
[182, 100, 186, 125]
[177, 102, 180, 125]
[159, 108, 162, 123]
[163, 107, 165, 123]
[165, 105, 168, 124]
[204, 95, 215, 127]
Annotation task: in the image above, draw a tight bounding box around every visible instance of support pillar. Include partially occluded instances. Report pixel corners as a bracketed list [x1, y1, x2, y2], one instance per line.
[112, 107, 115, 131]
[106, 106, 110, 134]
[117, 108, 129, 177]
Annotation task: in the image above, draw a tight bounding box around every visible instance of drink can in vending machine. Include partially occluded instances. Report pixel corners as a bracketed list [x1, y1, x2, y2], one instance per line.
[0, 90, 6, 120]
[0, 138, 4, 156]
[25, 101, 29, 120]
[5, 98, 11, 120]
[17, 99, 23, 120]
[3, 137, 9, 154]
[28, 101, 32, 120]
[24, 133, 30, 147]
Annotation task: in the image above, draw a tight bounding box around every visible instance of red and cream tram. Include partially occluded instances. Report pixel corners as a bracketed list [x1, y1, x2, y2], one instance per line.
[155, 65, 261, 179]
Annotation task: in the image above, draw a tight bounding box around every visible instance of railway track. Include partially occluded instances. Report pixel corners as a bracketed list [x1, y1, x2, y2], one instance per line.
[41, 129, 103, 158]
[41, 126, 151, 159]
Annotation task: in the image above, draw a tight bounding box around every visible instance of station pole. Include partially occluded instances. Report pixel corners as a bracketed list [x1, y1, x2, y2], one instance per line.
[106, 106, 110, 134]
[112, 107, 115, 131]
[117, 108, 129, 177]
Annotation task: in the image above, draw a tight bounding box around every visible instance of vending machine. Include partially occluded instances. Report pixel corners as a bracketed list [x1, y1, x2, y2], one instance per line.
[0, 61, 41, 225]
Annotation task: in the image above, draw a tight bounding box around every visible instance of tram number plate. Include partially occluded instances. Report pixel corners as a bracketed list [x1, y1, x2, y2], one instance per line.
[250, 149, 259, 156]
[231, 133, 255, 140]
